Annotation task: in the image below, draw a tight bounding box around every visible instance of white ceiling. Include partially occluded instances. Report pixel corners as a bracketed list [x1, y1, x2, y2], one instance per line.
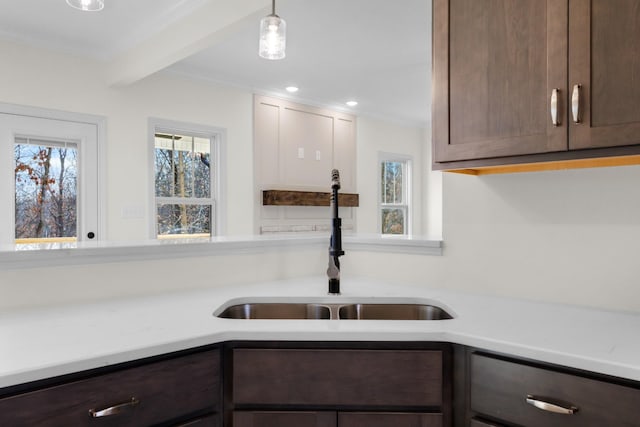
[0, 0, 431, 126]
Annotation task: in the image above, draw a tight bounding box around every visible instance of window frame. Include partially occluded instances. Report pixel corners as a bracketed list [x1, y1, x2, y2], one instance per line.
[148, 118, 226, 239]
[0, 103, 106, 245]
[14, 137, 79, 242]
[378, 152, 412, 235]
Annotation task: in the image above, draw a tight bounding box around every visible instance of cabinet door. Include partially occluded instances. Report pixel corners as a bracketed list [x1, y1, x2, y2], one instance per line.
[254, 95, 357, 193]
[569, 0, 640, 149]
[333, 116, 357, 193]
[233, 411, 336, 427]
[338, 412, 442, 427]
[433, 0, 568, 162]
[281, 107, 334, 188]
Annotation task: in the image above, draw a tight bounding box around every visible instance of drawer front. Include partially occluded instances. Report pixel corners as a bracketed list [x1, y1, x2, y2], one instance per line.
[338, 412, 442, 427]
[233, 349, 442, 407]
[0, 349, 220, 427]
[471, 354, 640, 427]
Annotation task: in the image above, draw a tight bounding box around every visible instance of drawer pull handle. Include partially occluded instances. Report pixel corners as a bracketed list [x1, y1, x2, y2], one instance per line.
[89, 397, 139, 418]
[526, 395, 578, 415]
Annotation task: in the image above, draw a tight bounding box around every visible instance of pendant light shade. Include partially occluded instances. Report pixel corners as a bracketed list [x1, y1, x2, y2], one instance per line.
[259, 0, 286, 60]
[66, 0, 104, 12]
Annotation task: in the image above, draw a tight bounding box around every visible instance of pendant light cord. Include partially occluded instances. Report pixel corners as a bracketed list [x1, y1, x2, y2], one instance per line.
[272, 0, 276, 15]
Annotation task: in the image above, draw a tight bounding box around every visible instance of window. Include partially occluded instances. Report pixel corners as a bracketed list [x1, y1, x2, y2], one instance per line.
[379, 154, 411, 235]
[150, 119, 224, 239]
[14, 138, 78, 242]
[1, 108, 102, 246]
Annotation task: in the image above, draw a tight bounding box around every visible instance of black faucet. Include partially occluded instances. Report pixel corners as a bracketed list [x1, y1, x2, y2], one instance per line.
[327, 169, 344, 295]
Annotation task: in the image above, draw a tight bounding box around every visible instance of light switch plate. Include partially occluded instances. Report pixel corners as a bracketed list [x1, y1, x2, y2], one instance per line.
[121, 205, 145, 219]
[315, 150, 321, 161]
[298, 147, 305, 159]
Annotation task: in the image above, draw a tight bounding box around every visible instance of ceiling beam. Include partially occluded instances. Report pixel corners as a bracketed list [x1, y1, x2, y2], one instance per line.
[107, 0, 270, 87]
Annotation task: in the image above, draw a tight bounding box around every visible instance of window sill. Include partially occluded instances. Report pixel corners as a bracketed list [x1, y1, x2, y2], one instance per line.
[0, 235, 442, 270]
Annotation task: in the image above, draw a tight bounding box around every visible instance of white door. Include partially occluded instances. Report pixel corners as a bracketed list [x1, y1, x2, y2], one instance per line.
[0, 113, 99, 245]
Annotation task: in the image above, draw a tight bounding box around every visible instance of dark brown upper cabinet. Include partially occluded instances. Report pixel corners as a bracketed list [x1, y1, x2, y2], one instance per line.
[433, 0, 640, 172]
[569, 0, 640, 150]
[433, 0, 568, 162]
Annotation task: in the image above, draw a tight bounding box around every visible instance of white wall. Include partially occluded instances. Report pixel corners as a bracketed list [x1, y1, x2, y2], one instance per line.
[0, 38, 255, 239]
[351, 166, 640, 313]
[0, 39, 425, 311]
[440, 167, 640, 311]
[422, 128, 443, 239]
[1, 38, 420, 242]
[4, 38, 639, 315]
[0, 39, 319, 311]
[356, 117, 425, 234]
[0, 246, 328, 310]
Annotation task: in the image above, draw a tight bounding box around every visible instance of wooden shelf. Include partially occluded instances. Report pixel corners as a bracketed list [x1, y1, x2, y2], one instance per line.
[262, 190, 359, 207]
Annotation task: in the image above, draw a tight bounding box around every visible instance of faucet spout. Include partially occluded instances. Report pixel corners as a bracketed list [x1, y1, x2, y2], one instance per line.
[327, 169, 344, 295]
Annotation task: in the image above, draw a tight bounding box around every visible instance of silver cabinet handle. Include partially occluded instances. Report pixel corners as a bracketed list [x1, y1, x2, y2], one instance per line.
[89, 397, 139, 418]
[550, 88, 560, 126]
[526, 395, 578, 415]
[572, 84, 581, 123]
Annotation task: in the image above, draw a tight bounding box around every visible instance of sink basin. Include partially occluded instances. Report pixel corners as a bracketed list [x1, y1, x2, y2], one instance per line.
[217, 303, 331, 319]
[338, 303, 453, 320]
[216, 299, 453, 320]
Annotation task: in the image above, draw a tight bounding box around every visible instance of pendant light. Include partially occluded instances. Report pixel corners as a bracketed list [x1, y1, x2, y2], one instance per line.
[66, 0, 104, 12]
[259, 0, 286, 60]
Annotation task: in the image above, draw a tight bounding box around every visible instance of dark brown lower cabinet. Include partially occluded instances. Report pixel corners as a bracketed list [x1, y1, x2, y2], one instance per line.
[233, 411, 443, 427]
[9, 341, 640, 427]
[470, 353, 640, 427]
[226, 342, 451, 427]
[0, 348, 221, 427]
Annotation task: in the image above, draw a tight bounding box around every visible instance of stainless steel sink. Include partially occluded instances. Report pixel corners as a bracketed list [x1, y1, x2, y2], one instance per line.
[217, 303, 331, 319]
[216, 300, 453, 320]
[338, 303, 453, 320]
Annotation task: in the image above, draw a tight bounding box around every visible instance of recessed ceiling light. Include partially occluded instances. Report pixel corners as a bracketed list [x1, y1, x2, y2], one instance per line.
[346, 101, 358, 107]
[286, 86, 299, 93]
[66, 0, 104, 11]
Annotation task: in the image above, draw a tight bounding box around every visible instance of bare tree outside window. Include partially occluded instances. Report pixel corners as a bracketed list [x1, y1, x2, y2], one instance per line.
[380, 158, 410, 235]
[14, 139, 78, 242]
[154, 132, 214, 238]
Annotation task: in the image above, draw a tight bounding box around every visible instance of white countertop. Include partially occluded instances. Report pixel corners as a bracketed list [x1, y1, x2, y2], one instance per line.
[1, 276, 640, 388]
